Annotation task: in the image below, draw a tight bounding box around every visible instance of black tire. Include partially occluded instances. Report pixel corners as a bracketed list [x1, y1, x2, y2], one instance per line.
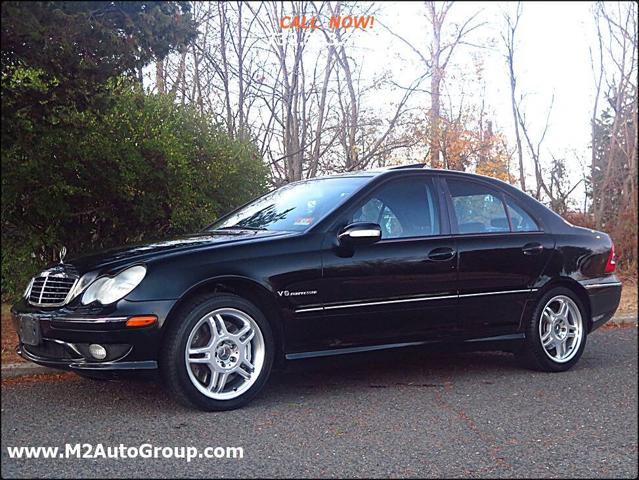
[519, 286, 588, 372]
[160, 293, 274, 411]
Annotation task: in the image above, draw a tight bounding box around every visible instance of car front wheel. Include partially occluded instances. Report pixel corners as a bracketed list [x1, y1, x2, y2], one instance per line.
[161, 293, 274, 411]
[519, 287, 587, 372]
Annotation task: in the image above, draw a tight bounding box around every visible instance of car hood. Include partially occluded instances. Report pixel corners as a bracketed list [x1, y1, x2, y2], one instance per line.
[66, 230, 291, 273]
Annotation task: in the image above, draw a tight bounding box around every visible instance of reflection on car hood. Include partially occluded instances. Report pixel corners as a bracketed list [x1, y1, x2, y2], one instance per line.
[67, 230, 289, 273]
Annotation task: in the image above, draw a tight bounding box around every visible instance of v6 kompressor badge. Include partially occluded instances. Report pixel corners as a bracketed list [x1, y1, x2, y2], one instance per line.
[277, 290, 318, 297]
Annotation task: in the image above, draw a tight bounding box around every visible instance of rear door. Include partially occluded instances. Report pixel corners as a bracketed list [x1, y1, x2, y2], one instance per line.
[443, 177, 554, 338]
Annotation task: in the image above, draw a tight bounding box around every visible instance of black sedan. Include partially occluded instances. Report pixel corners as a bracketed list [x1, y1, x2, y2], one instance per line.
[12, 165, 622, 410]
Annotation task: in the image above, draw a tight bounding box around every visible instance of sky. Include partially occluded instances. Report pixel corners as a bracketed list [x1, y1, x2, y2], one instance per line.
[349, 1, 600, 208]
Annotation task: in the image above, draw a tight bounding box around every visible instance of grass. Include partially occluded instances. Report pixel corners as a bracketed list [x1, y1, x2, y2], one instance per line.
[1, 279, 636, 366]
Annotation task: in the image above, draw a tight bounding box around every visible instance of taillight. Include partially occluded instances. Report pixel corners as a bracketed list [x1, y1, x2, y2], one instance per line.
[604, 242, 616, 273]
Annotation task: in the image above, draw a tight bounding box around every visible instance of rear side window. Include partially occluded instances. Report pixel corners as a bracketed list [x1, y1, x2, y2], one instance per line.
[506, 197, 540, 232]
[447, 179, 509, 234]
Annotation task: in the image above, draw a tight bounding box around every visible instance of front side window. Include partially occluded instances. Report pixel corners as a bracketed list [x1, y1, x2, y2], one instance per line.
[447, 179, 509, 234]
[350, 177, 441, 239]
[210, 176, 369, 232]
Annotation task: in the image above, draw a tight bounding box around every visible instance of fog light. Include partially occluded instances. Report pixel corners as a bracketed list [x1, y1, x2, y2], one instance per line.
[88, 344, 107, 360]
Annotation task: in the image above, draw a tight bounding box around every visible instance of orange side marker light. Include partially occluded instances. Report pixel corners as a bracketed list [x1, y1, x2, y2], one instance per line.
[126, 315, 157, 328]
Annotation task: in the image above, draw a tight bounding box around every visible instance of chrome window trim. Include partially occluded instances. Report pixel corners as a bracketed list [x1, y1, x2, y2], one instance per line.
[295, 288, 538, 313]
[449, 231, 546, 238]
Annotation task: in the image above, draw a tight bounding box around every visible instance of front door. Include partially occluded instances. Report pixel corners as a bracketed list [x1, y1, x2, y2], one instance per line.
[315, 174, 459, 352]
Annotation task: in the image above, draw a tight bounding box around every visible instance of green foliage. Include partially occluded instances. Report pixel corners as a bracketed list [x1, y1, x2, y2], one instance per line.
[1, 1, 197, 141]
[1, 1, 269, 302]
[1, 86, 269, 301]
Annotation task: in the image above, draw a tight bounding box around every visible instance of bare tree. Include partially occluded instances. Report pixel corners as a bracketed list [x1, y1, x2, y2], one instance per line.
[425, 2, 484, 168]
[592, 1, 638, 230]
[382, 2, 483, 168]
[323, 1, 428, 173]
[516, 95, 554, 200]
[158, 1, 483, 185]
[501, 2, 582, 210]
[547, 154, 584, 215]
[588, 3, 605, 212]
[502, 1, 526, 191]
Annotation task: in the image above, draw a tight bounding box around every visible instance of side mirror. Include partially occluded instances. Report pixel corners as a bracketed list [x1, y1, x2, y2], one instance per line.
[338, 222, 382, 246]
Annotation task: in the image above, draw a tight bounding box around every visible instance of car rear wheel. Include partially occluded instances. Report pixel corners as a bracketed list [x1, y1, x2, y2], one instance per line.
[519, 287, 587, 372]
[161, 293, 274, 411]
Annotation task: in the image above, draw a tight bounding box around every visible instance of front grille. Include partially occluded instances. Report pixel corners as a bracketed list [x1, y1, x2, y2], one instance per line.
[28, 267, 79, 307]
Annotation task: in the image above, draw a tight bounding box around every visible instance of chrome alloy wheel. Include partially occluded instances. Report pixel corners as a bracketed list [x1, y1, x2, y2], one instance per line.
[539, 295, 583, 363]
[185, 308, 265, 400]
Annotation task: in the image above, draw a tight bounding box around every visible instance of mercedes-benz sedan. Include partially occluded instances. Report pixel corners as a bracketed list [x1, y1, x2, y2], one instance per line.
[12, 165, 622, 410]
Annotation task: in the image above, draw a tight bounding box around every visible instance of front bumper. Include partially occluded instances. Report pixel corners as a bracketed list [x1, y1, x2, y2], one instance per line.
[16, 344, 158, 371]
[11, 298, 175, 371]
[580, 277, 623, 332]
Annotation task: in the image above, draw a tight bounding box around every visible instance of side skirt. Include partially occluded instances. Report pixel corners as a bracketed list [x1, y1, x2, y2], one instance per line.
[285, 333, 526, 360]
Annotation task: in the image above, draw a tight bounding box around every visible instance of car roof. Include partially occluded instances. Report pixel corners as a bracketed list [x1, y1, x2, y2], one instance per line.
[316, 164, 502, 183]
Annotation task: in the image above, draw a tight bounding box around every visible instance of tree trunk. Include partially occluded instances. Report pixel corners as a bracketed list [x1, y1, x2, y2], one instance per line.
[309, 48, 334, 178]
[156, 59, 165, 94]
[509, 64, 525, 192]
[237, 3, 246, 140]
[429, 4, 442, 169]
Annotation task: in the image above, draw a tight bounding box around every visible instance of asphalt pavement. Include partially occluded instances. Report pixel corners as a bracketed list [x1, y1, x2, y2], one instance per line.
[1, 327, 637, 478]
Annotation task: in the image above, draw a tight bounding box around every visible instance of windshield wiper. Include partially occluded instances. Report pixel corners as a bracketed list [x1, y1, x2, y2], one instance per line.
[214, 226, 269, 231]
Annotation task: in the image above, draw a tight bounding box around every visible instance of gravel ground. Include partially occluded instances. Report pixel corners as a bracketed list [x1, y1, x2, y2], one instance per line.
[1, 327, 637, 479]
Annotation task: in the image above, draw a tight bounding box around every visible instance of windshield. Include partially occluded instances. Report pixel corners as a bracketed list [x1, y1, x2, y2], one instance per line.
[210, 176, 370, 232]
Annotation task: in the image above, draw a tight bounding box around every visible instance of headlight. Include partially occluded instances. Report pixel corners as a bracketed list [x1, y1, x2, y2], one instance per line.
[23, 278, 34, 299]
[81, 266, 146, 305]
[68, 272, 98, 300]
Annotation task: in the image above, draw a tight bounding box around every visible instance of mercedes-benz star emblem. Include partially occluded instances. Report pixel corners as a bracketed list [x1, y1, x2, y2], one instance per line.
[58, 246, 67, 264]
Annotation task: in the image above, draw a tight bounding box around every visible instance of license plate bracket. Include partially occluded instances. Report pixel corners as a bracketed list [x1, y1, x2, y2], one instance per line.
[18, 315, 41, 346]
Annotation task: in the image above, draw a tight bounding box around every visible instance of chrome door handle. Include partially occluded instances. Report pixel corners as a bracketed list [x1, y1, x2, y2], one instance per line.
[428, 247, 456, 261]
[522, 243, 544, 255]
